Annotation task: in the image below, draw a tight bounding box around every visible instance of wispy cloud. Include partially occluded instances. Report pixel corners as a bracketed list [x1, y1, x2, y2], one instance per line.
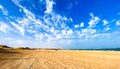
[103, 26, 110, 31]
[0, 0, 119, 48]
[102, 19, 109, 26]
[11, 0, 73, 40]
[35, 33, 45, 40]
[74, 22, 84, 28]
[116, 20, 120, 26]
[80, 22, 84, 27]
[81, 29, 96, 35]
[45, 0, 55, 13]
[0, 22, 9, 33]
[74, 24, 79, 28]
[11, 22, 25, 36]
[0, 5, 8, 15]
[88, 13, 100, 28]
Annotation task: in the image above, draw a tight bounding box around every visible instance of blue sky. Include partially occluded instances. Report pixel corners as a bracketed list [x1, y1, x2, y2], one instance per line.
[0, 0, 120, 49]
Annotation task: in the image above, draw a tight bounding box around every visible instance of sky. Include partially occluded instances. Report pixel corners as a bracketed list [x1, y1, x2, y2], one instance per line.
[0, 0, 120, 49]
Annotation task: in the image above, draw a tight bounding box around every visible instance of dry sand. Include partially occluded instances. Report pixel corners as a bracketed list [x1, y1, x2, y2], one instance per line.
[0, 49, 120, 69]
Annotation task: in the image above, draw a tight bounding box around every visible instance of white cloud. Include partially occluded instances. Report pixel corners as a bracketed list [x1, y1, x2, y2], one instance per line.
[102, 19, 108, 25]
[74, 24, 79, 28]
[0, 22, 9, 33]
[89, 33, 110, 40]
[0, 5, 3, 9]
[0, 5, 8, 15]
[69, 17, 73, 22]
[80, 22, 84, 27]
[11, 0, 72, 34]
[27, 29, 37, 34]
[12, 0, 36, 22]
[105, 27, 110, 31]
[45, 0, 55, 13]
[104, 26, 110, 31]
[88, 13, 100, 28]
[11, 22, 25, 36]
[74, 22, 84, 28]
[12, 0, 21, 6]
[9, 0, 119, 48]
[17, 18, 30, 27]
[67, 29, 73, 35]
[56, 34, 62, 39]
[81, 29, 96, 35]
[23, 8, 36, 21]
[61, 30, 66, 35]
[3, 38, 33, 47]
[14, 39, 25, 45]
[90, 13, 94, 18]
[19, 8, 22, 12]
[35, 34, 44, 40]
[12, 0, 49, 35]
[116, 20, 120, 26]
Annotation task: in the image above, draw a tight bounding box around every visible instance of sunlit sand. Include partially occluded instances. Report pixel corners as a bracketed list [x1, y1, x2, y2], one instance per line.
[0, 47, 120, 69]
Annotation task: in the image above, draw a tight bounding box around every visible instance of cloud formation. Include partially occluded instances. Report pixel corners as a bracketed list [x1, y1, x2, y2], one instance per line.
[88, 13, 100, 28]
[11, 22, 25, 36]
[116, 20, 120, 26]
[45, 0, 55, 13]
[102, 19, 109, 26]
[0, 22, 9, 33]
[0, 5, 8, 15]
[80, 22, 84, 27]
[0, 0, 120, 48]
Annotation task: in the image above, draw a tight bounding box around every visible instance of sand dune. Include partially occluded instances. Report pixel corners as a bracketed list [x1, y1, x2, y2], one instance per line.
[0, 50, 120, 69]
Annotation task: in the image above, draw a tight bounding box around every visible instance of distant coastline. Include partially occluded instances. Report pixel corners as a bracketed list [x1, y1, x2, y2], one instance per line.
[69, 48, 120, 51]
[1, 44, 120, 51]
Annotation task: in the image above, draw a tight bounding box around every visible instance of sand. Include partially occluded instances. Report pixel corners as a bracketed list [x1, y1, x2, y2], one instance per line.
[0, 50, 120, 69]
